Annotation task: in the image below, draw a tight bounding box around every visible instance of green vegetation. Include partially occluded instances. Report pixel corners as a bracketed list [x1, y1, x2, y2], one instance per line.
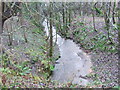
[0, 2, 119, 88]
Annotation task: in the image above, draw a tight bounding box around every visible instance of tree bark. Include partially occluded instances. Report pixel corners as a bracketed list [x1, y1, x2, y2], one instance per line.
[0, 2, 3, 34]
[118, 2, 120, 59]
[102, 2, 113, 43]
[112, 2, 116, 24]
[65, 4, 68, 28]
[108, 2, 111, 17]
[62, 3, 65, 26]
[92, 7, 96, 32]
[49, 3, 53, 58]
[68, 7, 71, 27]
[64, 3, 68, 35]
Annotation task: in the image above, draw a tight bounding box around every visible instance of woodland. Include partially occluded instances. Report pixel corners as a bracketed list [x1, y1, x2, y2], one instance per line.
[0, 1, 120, 88]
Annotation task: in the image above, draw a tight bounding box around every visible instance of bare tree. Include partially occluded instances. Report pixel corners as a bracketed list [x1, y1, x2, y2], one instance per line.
[118, 1, 120, 58]
[62, 3, 65, 26]
[103, 2, 113, 44]
[112, 2, 116, 24]
[92, 2, 98, 32]
[49, 2, 53, 58]
[68, 4, 71, 27]
[65, 3, 68, 29]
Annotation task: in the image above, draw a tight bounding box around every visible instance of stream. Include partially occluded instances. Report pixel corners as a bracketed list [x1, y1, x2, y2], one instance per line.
[43, 19, 92, 86]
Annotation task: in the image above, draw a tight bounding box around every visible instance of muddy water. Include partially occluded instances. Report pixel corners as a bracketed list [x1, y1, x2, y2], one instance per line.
[43, 19, 92, 86]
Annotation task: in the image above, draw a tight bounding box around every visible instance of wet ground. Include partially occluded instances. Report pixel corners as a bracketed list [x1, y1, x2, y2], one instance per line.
[43, 19, 92, 86]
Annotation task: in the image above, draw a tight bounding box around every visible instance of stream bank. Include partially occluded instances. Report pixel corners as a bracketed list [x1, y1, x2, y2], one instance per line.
[56, 16, 118, 87]
[43, 19, 92, 86]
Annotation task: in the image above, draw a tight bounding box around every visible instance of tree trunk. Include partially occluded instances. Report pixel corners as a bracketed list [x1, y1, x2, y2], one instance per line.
[79, 2, 82, 16]
[68, 6, 71, 27]
[62, 3, 65, 26]
[108, 2, 111, 17]
[18, 2, 23, 25]
[103, 2, 113, 43]
[62, 3, 65, 35]
[112, 2, 116, 24]
[58, 14, 62, 32]
[92, 9, 97, 32]
[65, 5, 68, 28]
[118, 1, 120, 59]
[0, 2, 2, 34]
[49, 3, 53, 58]
[103, 2, 110, 30]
